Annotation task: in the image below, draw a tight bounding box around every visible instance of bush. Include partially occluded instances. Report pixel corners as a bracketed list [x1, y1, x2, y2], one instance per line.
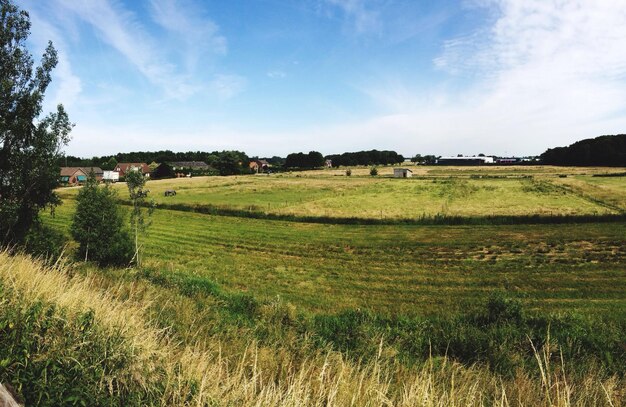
[71, 172, 134, 266]
[23, 223, 66, 261]
[484, 293, 524, 325]
[370, 167, 378, 176]
[345, 169, 352, 176]
[0, 286, 157, 405]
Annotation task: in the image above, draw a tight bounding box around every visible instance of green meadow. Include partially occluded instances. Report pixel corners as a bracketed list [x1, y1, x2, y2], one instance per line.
[48, 166, 626, 318]
[25, 165, 626, 404]
[59, 167, 624, 220]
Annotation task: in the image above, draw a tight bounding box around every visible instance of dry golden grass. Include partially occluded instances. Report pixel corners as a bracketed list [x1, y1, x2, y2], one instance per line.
[1, 251, 624, 406]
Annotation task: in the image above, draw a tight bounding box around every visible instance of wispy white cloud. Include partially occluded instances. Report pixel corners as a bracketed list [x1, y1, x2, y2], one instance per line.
[51, 0, 235, 100]
[267, 70, 287, 79]
[52, 0, 193, 99]
[325, 0, 381, 34]
[148, 0, 227, 70]
[355, 0, 626, 155]
[211, 74, 247, 100]
[25, 8, 82, 110]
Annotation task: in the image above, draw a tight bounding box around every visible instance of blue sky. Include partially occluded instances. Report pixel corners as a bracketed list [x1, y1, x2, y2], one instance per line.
[19, 0, 626, 158]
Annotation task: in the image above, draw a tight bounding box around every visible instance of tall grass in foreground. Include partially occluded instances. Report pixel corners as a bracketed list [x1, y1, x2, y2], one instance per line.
[0, 251, 623, 406]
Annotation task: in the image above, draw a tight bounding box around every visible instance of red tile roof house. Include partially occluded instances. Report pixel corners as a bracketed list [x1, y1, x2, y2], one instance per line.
[114, 163, 151, 178]
[249, 159, 270, 173]
[59, 167, 103, 185]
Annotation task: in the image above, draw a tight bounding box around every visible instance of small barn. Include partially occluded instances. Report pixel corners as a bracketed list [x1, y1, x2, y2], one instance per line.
[393, 168, 413, 178]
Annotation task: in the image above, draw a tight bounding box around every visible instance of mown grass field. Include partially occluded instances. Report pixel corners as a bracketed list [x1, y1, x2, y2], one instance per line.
[58, 165, 626, 219]
[47, 166, 626, 318]
[23, 165, 626, 405]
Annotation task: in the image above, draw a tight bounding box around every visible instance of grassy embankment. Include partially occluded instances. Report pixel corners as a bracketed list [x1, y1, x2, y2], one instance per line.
[1, 252, 624, 405]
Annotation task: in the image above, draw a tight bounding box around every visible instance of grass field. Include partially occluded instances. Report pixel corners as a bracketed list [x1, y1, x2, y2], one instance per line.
[20, 165, 626, 404]
[46, 173, 626, 318]
[57, 166, 626, 220]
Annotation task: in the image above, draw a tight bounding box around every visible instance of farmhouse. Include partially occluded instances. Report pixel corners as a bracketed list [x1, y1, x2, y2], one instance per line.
[393, 168, 413, 178]
[249, 159, 270, 173]
[60, 167, 87, 186]
[169, 161, 209, 171]
[114, 163, 151, 177]
[168, 161, 210, 177]
[59, 167, 103, 185]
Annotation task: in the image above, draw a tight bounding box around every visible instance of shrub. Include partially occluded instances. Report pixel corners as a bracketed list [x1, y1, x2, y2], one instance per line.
[345, 169, 352, 176]
[370, 167, 378, 176]
[484, 293, 524, 325]
[23, 222, 66, 261]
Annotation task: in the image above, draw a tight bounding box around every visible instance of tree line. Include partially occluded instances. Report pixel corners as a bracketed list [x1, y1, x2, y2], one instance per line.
[59, 150, 251, 172]
[540, 134, 626, 166]
[324, 150, 404, 167]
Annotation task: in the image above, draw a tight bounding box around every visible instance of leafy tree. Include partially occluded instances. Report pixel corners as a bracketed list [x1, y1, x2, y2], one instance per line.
[0, 0, 73, 246]
[126, 170, 154, 267]
[215, 151, 242, 175]
[101, 156, 117, 171]
[285, 151, 324, 168]
[152, 162, 175, 179]
[71, 171, 133, 266]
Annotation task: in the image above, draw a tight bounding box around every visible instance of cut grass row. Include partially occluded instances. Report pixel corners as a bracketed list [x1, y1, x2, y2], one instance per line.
[44, 198, 626, 319]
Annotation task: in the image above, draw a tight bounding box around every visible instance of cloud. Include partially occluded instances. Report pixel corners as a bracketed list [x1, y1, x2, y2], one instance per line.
[210, 74, 247, 100]
[325, 0, 381, 34]
[50, 0, 231, 100]
[148, 0, 227, 70]
[267, 70, 287, 79]
[356, 0, 626, 155]
[25, 8, 82, 110]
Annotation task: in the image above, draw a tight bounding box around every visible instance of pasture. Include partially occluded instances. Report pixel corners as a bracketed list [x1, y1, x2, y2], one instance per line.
[58, 166, 625, 220]
[47, 165, 626, 318]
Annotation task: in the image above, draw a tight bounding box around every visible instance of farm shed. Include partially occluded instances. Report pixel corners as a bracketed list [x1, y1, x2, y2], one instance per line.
[393, 168, 413, 178]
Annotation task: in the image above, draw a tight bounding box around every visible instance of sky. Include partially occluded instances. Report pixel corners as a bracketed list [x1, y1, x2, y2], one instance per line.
[19, 0, 626, 158]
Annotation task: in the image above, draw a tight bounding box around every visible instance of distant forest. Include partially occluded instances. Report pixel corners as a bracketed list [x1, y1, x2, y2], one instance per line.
[325, 150, 404, 167]
[541, 134, 626, 166]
